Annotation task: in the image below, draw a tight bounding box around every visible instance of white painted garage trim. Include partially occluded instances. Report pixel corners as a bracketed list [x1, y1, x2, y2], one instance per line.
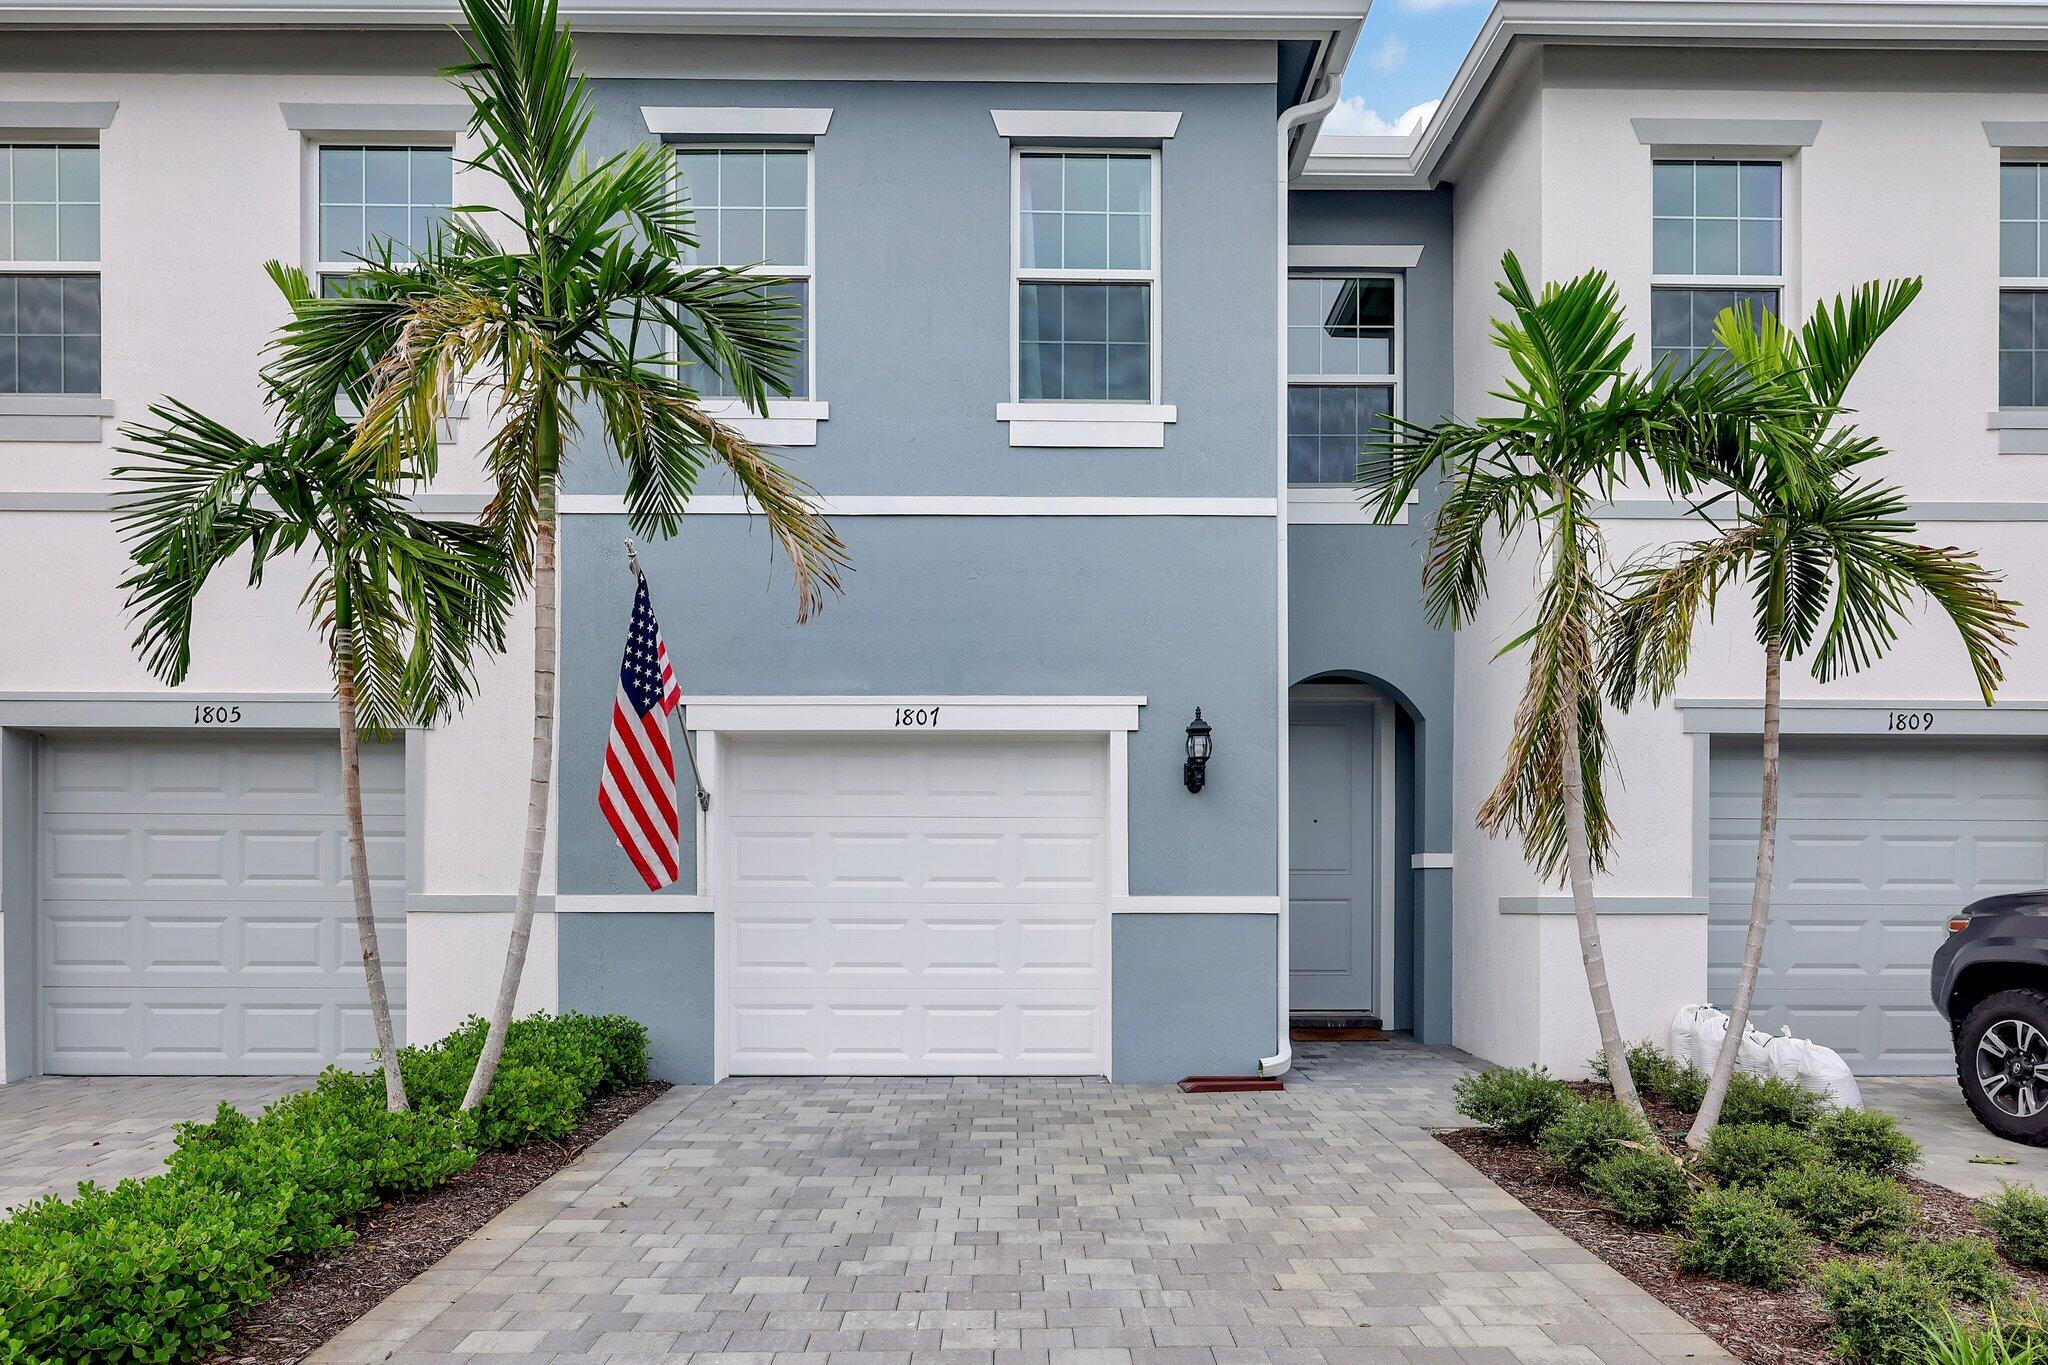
[1678, 698, 2048, 736]
[684, 698, 1137, 1081]
[0, 692, 340, 729]
[1111, 896, 1281, 914]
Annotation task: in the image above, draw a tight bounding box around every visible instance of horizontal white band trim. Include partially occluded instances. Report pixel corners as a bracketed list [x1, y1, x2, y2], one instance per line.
[407, 894, 558, 914]
[1288, 244, 1422, 269]
[1500, 895, 1706, 917]
[1679, 696, 2048, 737]
[991, 109, 1181, 141]
[1630, 117, 1820, 151]
[0, 692, 342, 729]
[680, 694, 1145, 733]
[642, 105, 833, 137]
[0, 100, 118, 131]
[557, 494, 1272, 517]
[281, 101, 467, 133]
[555, 894, 710, 914]
[1411, 853, 1453, 870]
[1111, 895, 1281, 915]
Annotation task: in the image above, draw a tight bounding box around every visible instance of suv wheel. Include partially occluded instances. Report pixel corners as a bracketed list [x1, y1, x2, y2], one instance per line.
[1959, 989, 2048, 1145]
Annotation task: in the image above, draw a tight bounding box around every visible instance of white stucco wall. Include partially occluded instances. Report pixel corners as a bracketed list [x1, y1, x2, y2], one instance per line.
[1445, 43, 2048, 1073]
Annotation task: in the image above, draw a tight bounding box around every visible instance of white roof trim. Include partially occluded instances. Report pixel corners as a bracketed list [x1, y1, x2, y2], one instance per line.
[1298, 0, 2048, 190]
[991, 109, 1182, 141]
[1288, 243, 1422, 268]
[642, 106, 833, 137]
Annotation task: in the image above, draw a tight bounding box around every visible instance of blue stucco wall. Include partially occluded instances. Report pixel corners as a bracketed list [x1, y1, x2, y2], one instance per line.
[557, 911, 714, 1083]
[1112, 914, 1276, 1081]
[1285, 186, 1457, 1043]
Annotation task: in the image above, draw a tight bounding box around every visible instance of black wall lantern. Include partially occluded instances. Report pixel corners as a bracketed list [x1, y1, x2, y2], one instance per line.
[1183, 708, 1213, 793]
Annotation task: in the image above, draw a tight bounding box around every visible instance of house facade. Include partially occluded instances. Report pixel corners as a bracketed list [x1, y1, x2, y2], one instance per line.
[1, 0, 2044, 1086]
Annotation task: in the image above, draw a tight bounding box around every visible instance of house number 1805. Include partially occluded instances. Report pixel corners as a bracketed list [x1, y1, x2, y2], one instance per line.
[894, 707, 940, 728]
[192, 705, 243, 725]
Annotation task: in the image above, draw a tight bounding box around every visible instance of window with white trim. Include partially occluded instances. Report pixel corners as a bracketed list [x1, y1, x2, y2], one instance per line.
[1287, 273, 1399, 486]
[316, 144, 453, 295]
[1649, 159, 1781, 373]
[1014, 149, 1157, 404]
[673, 146, 811, 400]
[2000, 162, 2048, 407]
[1, 143, 100, 395]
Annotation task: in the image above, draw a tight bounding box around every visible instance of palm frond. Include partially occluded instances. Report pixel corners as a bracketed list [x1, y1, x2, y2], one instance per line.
[1603, 526, 1764, 707]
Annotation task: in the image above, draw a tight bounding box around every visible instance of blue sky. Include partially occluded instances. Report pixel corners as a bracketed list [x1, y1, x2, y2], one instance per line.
[1326, 0, 1490, 136]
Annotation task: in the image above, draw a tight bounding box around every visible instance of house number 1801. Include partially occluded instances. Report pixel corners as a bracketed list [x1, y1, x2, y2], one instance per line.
[894, 707, 940, 728]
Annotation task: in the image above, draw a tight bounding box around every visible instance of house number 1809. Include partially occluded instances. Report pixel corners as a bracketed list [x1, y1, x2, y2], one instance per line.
[1887, 711, 1935, 732]
[894, 707, 940, 728]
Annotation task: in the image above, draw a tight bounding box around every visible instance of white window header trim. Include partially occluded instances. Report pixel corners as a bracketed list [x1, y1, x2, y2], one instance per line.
[281, 102, 468, 134]
[642, 106, 833, 138]
[1632, 117, 1819, 153]
[0, 101, 117, 133]
[991, 109, 1181, 142]
[1288, 244, 1422, 270]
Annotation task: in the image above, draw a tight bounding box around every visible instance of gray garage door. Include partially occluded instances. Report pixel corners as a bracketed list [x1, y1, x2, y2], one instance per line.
[1710, 736, 2048, 1075]
[38, 734, 405, 1075]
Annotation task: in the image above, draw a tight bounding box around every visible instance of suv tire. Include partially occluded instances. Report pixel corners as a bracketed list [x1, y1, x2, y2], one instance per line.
[1958, 988, 2048, 1145]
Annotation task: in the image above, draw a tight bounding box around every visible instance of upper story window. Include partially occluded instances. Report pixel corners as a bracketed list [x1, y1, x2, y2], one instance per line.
[673, 146, 811, 400]
[316, 145, 453, 295]
[1014, 150, 1157, 403]
[1650, 159, 1781, 373]
[1, 143, 100, 395]
[1287, 273, 1398, 486]
[2000, 162, 2048, 407]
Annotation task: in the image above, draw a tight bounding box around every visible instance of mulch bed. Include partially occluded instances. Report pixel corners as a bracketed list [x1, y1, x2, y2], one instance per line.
[1439, 1087, 2048, 1365]
[205, 1080, 669, 1365]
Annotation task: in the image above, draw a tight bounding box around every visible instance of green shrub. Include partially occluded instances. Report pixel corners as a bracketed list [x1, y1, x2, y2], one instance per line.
[1984, 1184, 2048, 1269]
[1675, 1187, 1809, 1288]
[0, 1176, 283, 1364]
[1919, 1307, 2044, 1365]
[1591, 1041, 1705, 1108]
[0, 1011, 646, 1365]
[1721, 1071, 1827, 1130]
[1701, 1122, 1827, 1188]
[1453, 1065, 1574, 1141]
[1815, 1107, 1923, 1177]
[1537, 1098, 1656, 1177]
[1587, 1149, 1693, 1227]
[1764, 1163, 1918, 1250]
[1817, 1258, 1953, 1365]
[1900, 1236, 2017, 1307]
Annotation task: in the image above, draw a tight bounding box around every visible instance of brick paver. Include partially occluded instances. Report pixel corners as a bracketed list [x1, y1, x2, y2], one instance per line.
[1859, 1076, 2048, 1199]
[0, 1074, 304, 1212]
[314, 1040, 1725, 1364]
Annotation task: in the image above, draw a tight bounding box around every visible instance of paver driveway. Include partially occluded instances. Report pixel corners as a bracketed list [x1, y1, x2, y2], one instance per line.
[318, 1040, 1723, 1365]
[0, 1074, 303, 1212]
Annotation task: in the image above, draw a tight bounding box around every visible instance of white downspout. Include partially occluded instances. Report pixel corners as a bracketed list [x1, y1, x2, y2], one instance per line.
[1260, 74, 1340, 1079]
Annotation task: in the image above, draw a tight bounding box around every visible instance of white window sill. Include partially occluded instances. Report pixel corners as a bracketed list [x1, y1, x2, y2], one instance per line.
[0, 394, 113, 443]
[995, 402, 1177, 449]
[1288, 486, 1415, 526]
[697, 398, 829, 447]
[1988, 408, 2048, 455]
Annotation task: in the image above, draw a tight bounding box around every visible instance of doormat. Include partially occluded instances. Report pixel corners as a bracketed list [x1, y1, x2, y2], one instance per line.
[1290, 1026, 1387, 1041]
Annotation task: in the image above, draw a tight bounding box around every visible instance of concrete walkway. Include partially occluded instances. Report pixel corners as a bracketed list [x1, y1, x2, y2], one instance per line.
[315, 1041, 1726, 1365]
[0, 1074, 303, 1213]
[1861, 1076, 2048, 1199]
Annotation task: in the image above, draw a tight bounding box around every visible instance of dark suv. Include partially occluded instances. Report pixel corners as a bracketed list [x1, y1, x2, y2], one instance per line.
[1933, 890, 2048, 1143]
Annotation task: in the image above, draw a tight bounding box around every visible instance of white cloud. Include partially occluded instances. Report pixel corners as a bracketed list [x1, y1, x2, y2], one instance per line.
[1363, 33, 1408, 74]
[1321, 96, 1441, 138]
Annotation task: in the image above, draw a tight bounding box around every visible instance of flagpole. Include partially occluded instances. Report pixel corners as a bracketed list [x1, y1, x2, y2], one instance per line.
[624, 539, 711, 812]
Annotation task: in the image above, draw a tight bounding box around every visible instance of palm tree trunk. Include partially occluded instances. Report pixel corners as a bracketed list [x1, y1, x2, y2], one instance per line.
[462, 481, 558, 1111]
[1687, 636, 1783, 1147]
[1557, 687, 1647, 1120]
[335, 626, 409, 1113]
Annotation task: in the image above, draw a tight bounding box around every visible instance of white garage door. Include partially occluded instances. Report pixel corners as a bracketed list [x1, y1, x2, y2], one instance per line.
[720, 735, 1108, 1075]
[1710, 737, 2048, 1075]
[39, 735, 405, 1075]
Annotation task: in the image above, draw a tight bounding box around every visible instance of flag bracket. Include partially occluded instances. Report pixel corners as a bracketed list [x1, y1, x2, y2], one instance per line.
[624, 538, 711, 813]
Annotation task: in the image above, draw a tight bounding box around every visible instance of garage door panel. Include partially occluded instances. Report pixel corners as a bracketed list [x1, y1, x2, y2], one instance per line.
[723, 736, 1107, 1076]
[1711, 737, 2048, 1076]
[38, 736, 405, 1075]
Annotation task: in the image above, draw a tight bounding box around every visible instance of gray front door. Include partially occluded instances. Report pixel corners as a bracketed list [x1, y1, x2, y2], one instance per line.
[1289, 702, 1378, 1014]
[1711, 736, 2048, 1075]
[37, 734, 406, 1075]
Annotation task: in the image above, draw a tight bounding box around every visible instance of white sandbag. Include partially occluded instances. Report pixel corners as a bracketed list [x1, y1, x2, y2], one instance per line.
[1671, 1003, 1727, 1074]
[1748, 1025, 1799, 1080]
[1669, 1005, 1705, 1071]
[1775, 1033, 1862, 1108]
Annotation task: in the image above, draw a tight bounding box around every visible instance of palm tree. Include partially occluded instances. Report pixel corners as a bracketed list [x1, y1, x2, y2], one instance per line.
[113, 266, 516, 1113]
[1364, 252, 1783, 1119]
[1605, 280, 2022, 1146]
[267, 0, 848, 1110]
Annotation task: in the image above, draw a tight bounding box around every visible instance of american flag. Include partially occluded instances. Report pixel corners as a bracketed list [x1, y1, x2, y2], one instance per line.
[597, 576, 684, 891]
